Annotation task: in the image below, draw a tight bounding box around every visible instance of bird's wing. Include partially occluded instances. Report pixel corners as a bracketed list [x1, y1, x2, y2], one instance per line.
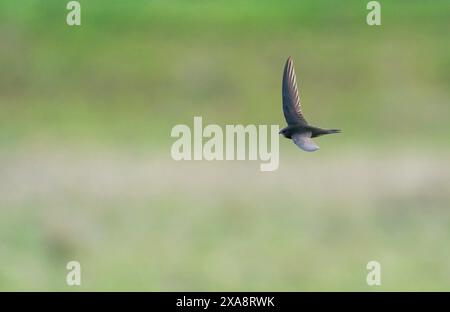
[282, 57, 308, 126]
[292, 132, 319, 152]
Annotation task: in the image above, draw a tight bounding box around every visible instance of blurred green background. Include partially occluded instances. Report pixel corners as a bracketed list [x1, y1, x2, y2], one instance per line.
[0, 0, 449, 290]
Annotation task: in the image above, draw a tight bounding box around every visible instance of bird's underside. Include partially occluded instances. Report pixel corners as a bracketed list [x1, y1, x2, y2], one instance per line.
[281, 56, 340, 152]
[291, 132, 319, 152]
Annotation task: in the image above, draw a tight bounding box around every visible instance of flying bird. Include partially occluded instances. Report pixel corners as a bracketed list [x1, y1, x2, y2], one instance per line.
[279, 57, 341, 152]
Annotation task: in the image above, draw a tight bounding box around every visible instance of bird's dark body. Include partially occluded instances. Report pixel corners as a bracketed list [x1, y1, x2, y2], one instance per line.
[280, 125, 340, 139]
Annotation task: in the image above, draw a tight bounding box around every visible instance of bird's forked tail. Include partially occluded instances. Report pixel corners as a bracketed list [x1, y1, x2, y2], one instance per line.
[327, 129, 341, 134]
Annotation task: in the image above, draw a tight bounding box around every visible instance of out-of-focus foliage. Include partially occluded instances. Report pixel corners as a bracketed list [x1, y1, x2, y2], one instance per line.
[0, 0, 449, 290]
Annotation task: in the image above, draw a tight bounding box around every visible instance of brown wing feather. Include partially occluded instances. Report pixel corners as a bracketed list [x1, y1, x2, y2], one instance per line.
[282, 57, 308, 125]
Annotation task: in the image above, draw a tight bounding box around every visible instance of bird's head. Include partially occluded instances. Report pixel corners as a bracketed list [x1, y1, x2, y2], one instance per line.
[279, 128, 288, 138]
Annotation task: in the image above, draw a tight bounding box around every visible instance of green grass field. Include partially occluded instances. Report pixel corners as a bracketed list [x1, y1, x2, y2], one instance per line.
[0, 0, 449, 290]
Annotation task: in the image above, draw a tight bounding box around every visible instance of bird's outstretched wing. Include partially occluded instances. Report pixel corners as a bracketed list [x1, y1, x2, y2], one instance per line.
[292, 132, 319, 152]
[282, 57, 308, 126]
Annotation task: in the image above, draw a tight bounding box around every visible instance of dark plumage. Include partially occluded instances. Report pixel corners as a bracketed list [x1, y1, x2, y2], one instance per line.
[279, 56, 341, 152]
